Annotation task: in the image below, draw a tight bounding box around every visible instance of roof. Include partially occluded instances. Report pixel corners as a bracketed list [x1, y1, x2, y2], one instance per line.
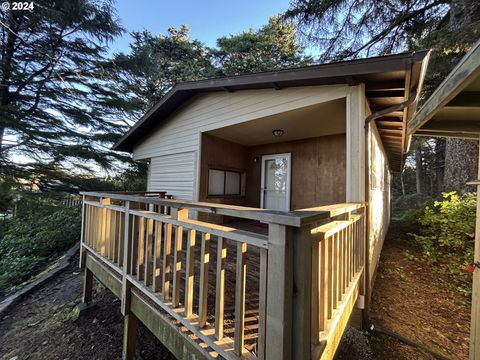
[114, 51, 431, 171]
[408, 40, 480, 138]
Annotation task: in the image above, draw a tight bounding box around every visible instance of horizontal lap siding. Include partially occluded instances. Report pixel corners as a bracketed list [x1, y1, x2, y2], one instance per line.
[148, 152, 196, 200]
[369, 123, 391, 283]
[132, 85, 348, 161]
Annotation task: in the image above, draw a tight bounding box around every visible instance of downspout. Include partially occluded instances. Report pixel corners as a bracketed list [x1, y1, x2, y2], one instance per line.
[362, 88, 419, 330]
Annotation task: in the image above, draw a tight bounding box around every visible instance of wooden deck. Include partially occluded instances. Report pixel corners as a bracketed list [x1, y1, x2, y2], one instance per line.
[79, 192, 367, 360]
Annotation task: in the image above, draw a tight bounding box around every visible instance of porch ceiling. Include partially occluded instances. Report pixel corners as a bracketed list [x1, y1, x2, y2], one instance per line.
[206, 98, 346, 146]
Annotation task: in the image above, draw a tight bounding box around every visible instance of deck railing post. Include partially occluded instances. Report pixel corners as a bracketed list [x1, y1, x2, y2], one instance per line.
[265, 223, 293, 360]
[291, 225, 313, 359]
[121, 201, 132, 316]
[79, 195, 86, 269]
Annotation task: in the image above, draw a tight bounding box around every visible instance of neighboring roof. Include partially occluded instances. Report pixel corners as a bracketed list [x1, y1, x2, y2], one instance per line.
[408, 40, 480, 138]
[115, 51, 430, 170]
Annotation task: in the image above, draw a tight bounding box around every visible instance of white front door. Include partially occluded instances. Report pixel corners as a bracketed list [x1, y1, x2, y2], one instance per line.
[260, 153, 291, 211]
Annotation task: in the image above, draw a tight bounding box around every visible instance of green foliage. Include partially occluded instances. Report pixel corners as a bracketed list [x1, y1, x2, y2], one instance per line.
[0, 0, 130, 184]
[0, 176, 15, 212]
[108, 163, 147, 191]
[392, 193, 433, 220]
[214, 16, 311, 75]
[0, 196, 81, 296]
[111, 26, 217, 112]
[410, 192, 476, 294]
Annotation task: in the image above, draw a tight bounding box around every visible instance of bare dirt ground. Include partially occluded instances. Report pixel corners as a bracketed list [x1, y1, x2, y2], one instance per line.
[0, 221, 471, 359]
[368, 221, 471, 360]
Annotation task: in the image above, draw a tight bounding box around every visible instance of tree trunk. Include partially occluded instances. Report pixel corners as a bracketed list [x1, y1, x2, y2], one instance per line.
[444, 138, 478, 191]
[435, 138, 445, 193]
[442, 0, 480, 192]
[415, 144, 425, 194]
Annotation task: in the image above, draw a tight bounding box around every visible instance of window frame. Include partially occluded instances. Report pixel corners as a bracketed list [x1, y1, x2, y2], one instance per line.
[207, 166, 245, 198]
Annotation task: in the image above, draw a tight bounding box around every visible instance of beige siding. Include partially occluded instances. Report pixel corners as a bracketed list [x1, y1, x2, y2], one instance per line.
[132, 85, 349, 161]
[148, 152, 196, 200]
[368, 122, 391, 282]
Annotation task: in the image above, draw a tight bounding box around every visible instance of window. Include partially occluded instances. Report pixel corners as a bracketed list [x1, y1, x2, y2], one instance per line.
[208, 169, 242, 196]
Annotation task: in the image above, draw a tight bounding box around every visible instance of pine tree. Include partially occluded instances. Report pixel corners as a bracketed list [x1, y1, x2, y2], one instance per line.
[214, 16, 312, 76]
[0, 0, 127, 185]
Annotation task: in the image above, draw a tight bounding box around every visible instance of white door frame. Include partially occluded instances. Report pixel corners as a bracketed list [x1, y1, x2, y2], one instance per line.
[260, 153, 292, 211]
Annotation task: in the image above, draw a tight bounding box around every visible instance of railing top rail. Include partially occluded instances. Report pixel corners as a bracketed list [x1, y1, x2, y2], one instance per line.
[81, 191, 365, 227]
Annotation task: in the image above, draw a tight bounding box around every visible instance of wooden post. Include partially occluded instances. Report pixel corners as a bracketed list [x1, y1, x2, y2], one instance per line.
[82, 268, 94, 304]
[79, 195, 86, 269]
[469, 142, 480, 360]
[291, 225, 312, 359]
[121, 201, 132, 316]
[265, 223, 293, 359]
[122, 312, 138, 360]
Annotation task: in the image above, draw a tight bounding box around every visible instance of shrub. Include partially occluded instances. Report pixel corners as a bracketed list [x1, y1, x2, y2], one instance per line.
[410, 192, 475, 294]
[0, 199, 81, 296]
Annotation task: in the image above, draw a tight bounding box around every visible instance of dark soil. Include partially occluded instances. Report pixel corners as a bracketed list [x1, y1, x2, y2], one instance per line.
[0, 221, 471, 359]
[0, 257, 175, 360]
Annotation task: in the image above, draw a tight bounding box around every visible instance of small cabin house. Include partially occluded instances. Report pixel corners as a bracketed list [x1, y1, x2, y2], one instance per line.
[80, 51, 429, 360]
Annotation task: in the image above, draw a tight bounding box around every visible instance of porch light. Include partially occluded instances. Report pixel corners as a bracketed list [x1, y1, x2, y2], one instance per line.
[272, 129, 284, 137]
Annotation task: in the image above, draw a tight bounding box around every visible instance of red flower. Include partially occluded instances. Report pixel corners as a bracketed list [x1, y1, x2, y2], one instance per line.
[466, 264, 476, 273]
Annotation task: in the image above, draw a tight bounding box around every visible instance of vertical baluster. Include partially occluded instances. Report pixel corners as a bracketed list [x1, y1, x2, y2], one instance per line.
[352, 221, 356, 274]
[162, 223, 173, 300]
[339, 228, 344, 297]
[333, 231, 340, 308]
[118, 210, 125, 267]
[153, 220, 163, 292]
[234, 242, 247, 356]
[85, 205, 90, 246]
[199, 232, 210, 327]
[101, 198, 110, 257]
[215, 236, 226, 340]
[311, 237, 320, 345]
[350, 223, 354, 279]
[145, 217, 154, 287]
[96, 205, 101, 252]
[172, 223, 183, 307]
[319, 236, 328, 330]
[110, 210, 116, 261]
[93, 206, 98, 251]
[184, 229, 196, 316]
[130, 216, 137, 275]
[137, 217, 145, 281]
[257, 248, 268, 360]
[327, 235, 334, 318]
[343, 228, 348, 291]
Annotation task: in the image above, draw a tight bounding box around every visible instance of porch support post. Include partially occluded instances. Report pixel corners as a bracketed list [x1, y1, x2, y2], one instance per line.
[122, 312, 139, 360]
[347, 83, 369, 329]
[469, 140, 480, 360]
[346, 84, 366, 202]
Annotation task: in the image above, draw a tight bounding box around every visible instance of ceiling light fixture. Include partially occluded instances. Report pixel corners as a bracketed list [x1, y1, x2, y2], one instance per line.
[272, 129, 284, 137]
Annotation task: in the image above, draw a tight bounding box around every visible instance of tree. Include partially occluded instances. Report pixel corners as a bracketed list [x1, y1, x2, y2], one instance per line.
[284, 0, 480, 193]
[213, 16, 311, 75]
[109, 26, 217, 113]
[0, 0, 129, 184]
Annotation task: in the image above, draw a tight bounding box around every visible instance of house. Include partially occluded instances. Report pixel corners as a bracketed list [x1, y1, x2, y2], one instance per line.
[408, 40, 480, 360]
[79, 51, 429, 360]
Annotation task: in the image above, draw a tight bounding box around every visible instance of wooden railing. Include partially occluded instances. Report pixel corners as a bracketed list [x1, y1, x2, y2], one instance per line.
[80, 192, 366, 360]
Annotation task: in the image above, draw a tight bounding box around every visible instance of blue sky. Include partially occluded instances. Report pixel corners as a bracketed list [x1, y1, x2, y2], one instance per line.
[111, 0, 292, 53]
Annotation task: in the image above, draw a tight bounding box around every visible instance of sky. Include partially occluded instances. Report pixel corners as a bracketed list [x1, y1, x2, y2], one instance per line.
[111, 0, 292, 54]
